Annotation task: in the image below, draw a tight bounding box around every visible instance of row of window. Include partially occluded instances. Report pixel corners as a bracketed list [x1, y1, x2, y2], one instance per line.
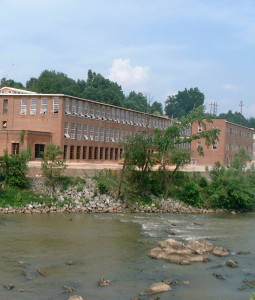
[63, 145, 123, 161]
[197, 141, 218, 150]
[10, 143, 45, 158]
[19, 98, 59, 115]
[65, 98, 170, 129]
[226, 127, 253, 139]
[64, 122, 143, 143]
[225, 144, 251, 152]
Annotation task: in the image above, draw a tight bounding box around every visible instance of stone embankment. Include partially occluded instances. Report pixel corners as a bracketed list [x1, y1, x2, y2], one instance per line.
[0, 177, 227, 214]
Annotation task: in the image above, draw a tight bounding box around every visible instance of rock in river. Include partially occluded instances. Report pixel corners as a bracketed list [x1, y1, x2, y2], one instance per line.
[140, 282, 171, 295]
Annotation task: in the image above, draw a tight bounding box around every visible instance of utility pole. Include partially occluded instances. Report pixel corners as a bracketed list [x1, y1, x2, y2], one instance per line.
[209, 102, 218, 115]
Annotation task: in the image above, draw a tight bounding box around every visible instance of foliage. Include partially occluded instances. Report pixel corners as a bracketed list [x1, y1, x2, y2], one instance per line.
[217, 110, 249, 127]
[82, 69, 125, 106]
[230, 147, 251, 170]
[41, 144, 66, 193]
[206, 163, 255, 210]
[178, 181, 203, 207]
[93, 169, 120, 196]
[0, 77, 25, 89]
[0, 188, 52, 207]
[58, 176, 86, 191]
[165, 87, 204, 118]
[0, 149, 30, 189]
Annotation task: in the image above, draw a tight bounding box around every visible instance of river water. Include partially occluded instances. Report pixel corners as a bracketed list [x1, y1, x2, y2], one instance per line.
[0, 212, 254, 300]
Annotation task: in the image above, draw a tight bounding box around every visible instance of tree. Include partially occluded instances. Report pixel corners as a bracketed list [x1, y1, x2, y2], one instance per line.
[230, 147, 251, 171]
[124, 91, 149, 112]
[217, 110, 249, 127]
[150, 101, 163, 115]
[41, 144, 66, 195]
[26, 70, 82, 97]
[82, 69, 125, 106]
[0, 149, 30, 189]
[165, 87, 204, 118]
[0, 77, 25, 89]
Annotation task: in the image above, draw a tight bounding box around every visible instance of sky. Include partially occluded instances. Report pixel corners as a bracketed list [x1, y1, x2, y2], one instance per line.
[0, 0, 255, 117]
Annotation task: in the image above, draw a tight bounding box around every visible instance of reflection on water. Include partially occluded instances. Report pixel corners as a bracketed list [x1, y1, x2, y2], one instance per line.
[0, 213, 254, 300]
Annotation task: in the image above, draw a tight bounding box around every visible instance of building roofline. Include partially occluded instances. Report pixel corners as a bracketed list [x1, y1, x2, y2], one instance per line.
[3, 92, 170, 120]
[224, 120, 254, 131]
[0, 86, 37, 94]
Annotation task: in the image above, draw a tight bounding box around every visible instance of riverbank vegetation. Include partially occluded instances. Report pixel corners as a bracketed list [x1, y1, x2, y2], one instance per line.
[0, 107, 254, 212]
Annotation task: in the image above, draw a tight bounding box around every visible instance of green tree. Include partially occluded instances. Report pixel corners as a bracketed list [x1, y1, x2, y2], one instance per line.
[0, 149, 30, 189]
[82, 69, 125, 106]
[124, 91, 149, 112]
[165, 87, 204, 118]
[41, 144, 66, 195]
[26, 70, 82, 97]
[230, 147, 251, 171]
[0, 77, 25, 89]
[150, 101, 163, 115]
[217, 110, 249, 127]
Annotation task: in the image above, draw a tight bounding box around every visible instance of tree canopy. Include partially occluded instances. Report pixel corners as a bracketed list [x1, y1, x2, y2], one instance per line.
[165, 87, 204, 118]
[0, 77, 25, 89]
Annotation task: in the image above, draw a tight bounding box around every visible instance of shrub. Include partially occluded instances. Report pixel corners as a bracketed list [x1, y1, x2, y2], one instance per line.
[178, 181, 203, 207]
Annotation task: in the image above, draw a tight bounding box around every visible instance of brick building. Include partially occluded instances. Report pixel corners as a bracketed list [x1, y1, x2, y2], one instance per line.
[190, 119, 254, 166]
[0, 87, 172, 161]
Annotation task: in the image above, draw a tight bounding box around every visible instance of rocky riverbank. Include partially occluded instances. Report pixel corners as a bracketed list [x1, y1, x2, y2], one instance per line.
[0, 177, 227, 214]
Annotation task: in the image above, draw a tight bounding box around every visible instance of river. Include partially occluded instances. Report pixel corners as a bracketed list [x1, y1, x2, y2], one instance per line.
[0, 212, 254, 300]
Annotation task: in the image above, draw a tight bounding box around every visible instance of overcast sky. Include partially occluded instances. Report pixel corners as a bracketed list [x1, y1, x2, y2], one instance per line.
[0, 0, 255, 117]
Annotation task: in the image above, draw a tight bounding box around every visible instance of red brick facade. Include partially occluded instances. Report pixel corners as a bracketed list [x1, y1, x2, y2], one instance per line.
[191, 119, 253, 166]
[0, 88, 172, 161]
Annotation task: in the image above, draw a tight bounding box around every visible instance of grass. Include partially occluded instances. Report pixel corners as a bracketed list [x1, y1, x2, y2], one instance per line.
[0, 188, 53, 207]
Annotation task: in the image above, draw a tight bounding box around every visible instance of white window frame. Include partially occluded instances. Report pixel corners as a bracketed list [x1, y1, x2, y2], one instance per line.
[89, 125, 94, 140]
[78, 101, 83, 116]
[30, 98, 37, 115]
[72, 99, 77, 115]
[100, 127, 105, 142]
[41, 98, 48, 114]
[77, 124, 82, 140]
[95, 126, 99, 141]
[20, 99, 27, 115]
[53, 98, 59, 114]
[65, 98, 70, 114]
[71, 123, 76, 139]
[83, 124, 88, 140]
[64, 122, 70, 138]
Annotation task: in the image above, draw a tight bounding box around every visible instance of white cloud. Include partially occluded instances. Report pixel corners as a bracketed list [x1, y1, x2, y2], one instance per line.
[108, 59, 150, 91]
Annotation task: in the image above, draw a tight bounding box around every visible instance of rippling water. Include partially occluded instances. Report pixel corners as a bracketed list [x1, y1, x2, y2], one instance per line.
[0, 212, 254, 300]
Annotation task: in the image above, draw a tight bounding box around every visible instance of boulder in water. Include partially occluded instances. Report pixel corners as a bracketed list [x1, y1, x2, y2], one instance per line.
[212, 246, 230, 257]
[140, 282, 171, 295]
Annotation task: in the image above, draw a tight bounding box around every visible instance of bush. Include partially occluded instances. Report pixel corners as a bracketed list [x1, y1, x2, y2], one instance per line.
[178, 181, 203, 207]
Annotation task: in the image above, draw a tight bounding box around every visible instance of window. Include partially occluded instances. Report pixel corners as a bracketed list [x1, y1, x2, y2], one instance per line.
[89, 103, 95, 118]
[63, 145, 67, 159]
[115, 129, 119, 143]
[121, 110, 125, 123]
[101, 106, 105, 120]
[100, 127, 105, 142]
[71, 123, 76, 139]
[95, 126, 99, 141]
[116, 109, 120, 122]
[53, 98, 59, 114]
[197, 142, 202, 149]
[83, 124, 88, 140]
[198, 125, 202, 132]
[212, 143, 218, 150]
[134, 113, 137, 125]
[111, 128, 115, 142]
[78, 101, 83, 116]
[125, 111, 129, 124]
[11, 143, 19, 155]
[30, 98, 37, 115]
[2, 121, 7, 129]
[3, 99, 8, 115]
[106, 128, 110, 142]
[64, 122, 70, 138]
[89, 125, 94, 140]
[106, 107, 111, 120]
[130, 112, 133, 125]
[76, 146, 81, 159]
[96, 105, 100, 119]
[70, 146, 74, 159]
[41, 98, 48, 114]
[77, 124, 82, 140]
[84, 102, 89, 117]
[112, 108, 115, 121]
[65, 98, 70, 114]
[115, 148, 118, 160]
[20, 99, 27, 115]
[72, 100, 77, 115]
[35, 144, 45, 158]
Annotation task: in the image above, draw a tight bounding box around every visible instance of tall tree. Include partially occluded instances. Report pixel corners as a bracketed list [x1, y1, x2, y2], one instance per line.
[124, 91, 149, 112]
[26, 70, 81, 97]
[165, 87, 204, 119]
[217, 110, 249, 127]
[82, 69, 125, 106]
[0, 77, 25, 89]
